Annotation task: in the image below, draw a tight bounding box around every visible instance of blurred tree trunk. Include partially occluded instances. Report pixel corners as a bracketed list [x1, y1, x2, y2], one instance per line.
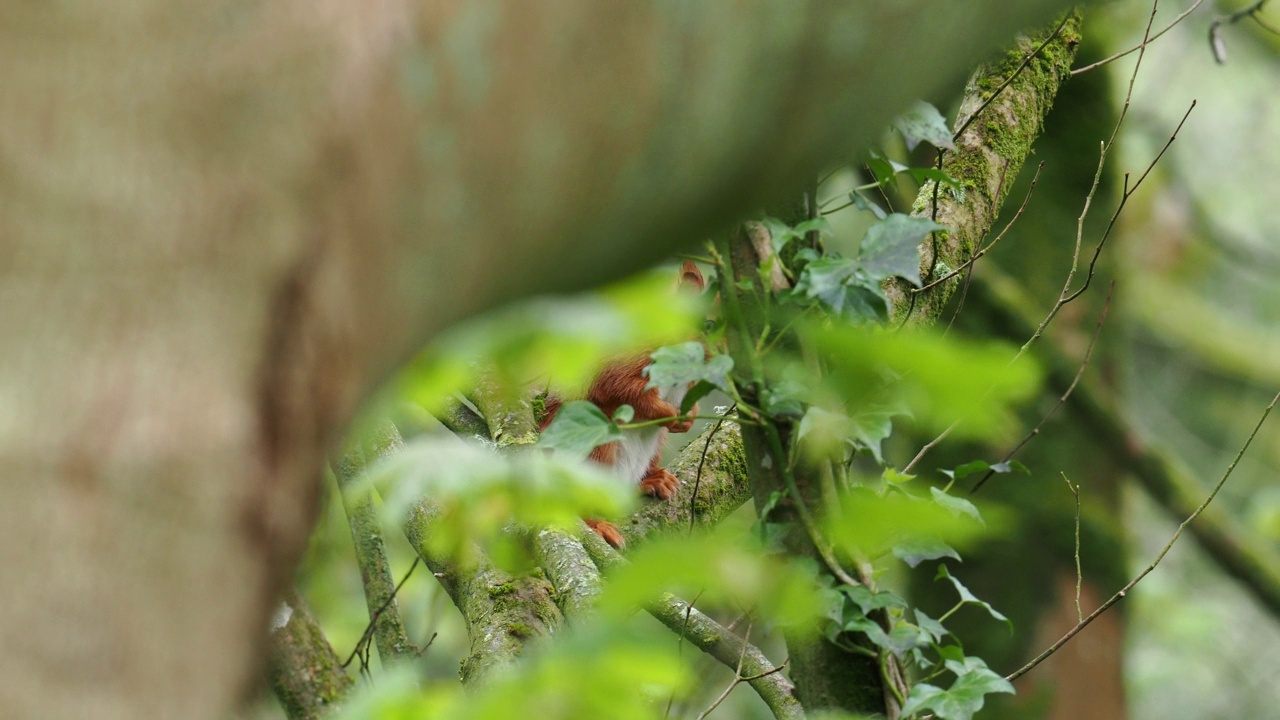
[0, 2, 1079, 719]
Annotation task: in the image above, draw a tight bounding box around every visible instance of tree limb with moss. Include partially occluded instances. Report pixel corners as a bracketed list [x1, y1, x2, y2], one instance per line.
[888, 11, 1083, 324]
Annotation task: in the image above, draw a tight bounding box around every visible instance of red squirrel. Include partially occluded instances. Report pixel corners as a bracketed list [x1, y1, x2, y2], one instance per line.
[539, 261, 707, 548]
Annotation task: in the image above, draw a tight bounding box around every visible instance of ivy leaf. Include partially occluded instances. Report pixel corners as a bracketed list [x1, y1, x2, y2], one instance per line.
[536, 400, 621, 460]
[936, 565, 1012, 632]
[930, 487, 984, 525]
[905, 165, 962, 190]
[611, 405, 635, 424]
[795, 257, 889, 321]
[858, 214, 946, 287]
[849, 408, 896, 464]
[893, 100, 957, 152]
[851, 191, 888, 220]
[990, 460, 1030, 475]
[901, 656, 1013, 719]
[914, 608, 949, 643]
[940, 460, 992, 481]
[893, 537, 961, 568]
[842, 584, 907, 614]
[797, 257, 858, 311]
[865, 150, 908, 188]
[680, 380, 717, 415]
[645, 342, 733, 391]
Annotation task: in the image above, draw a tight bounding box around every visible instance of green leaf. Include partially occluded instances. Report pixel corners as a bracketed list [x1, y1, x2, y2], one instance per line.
[914, 608, 949, 643]
[883, 467, 916, 485]
[599, 530, 821, 628]
[536, 400, 621, 460]
[858, 214, 946, 287]
[802, 323, 1041, 441]
[611, 404, 635, 424]
[842, 584, 907, 614]
[935, 565, 1012, 632]
[893, 100, 957, 152]
[930, 487, 984, 525]
[905, 165, 962, 190]
[990, 459, 1030, 475]
[794, 257, 889, 321]
[851, 191, 888, 220]
[645, 342, 733, 391]
[865, 150, 908, 188]
[901, 655, 1014, 720]
[680, 380, 717, 415]
[942, 460, 991, 481]
[892, 537, 961, 568]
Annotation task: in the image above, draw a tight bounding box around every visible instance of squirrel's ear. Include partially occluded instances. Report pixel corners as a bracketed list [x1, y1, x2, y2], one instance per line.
[679, 260, 706, 292]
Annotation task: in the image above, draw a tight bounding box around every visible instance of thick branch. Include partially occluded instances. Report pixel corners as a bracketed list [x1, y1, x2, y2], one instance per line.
[267, 588, 353, 720]
[888, 11, 1083, 323]
[617, 416, 752, 546]
[581, 530, 804, 720]
[332, 428, 415, 663]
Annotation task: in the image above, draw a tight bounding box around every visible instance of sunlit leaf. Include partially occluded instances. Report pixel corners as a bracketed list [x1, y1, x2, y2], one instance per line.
[802, 323, 1041, 441]
[598, 530, 822, 629]
[364, 435, 633, 570]
[537, 400, 621, 460]
[826, 488, 992, 561]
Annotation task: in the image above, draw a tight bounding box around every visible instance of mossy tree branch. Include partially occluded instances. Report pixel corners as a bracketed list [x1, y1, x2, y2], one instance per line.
[267, 588, 354, 720]
[580, 528, 804, 720]
[888, 11, 1083, 324]
[332, 427, 416, 664]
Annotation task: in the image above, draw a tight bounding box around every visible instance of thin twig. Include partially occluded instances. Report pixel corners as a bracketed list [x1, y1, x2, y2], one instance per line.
[972, 281, 1115, 493]
[903, 422, 956, 476]
[1018, 1, 1180, 362]
[1063, 473, 1083, 623]
[695, 621, 756, 720]
[1007, 389, 1280, 683]
[1073, 0, 1208, 75]
[343, 558, 421, 668]
[913, 162, 1043, 294]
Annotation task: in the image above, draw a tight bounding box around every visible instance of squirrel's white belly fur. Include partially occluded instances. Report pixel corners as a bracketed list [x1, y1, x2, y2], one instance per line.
[608, 383, 687, 485]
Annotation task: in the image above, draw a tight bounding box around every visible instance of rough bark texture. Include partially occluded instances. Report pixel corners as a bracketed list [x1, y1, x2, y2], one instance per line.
[718, 227, 889, 715]
[888, 11, 1083, 323]
[267, 588, 354, 720]
[581, 530, 804, 720]
[616, 416, 751, 545]
[333, 428, 415, 663]
[0, 2, 1080, 718]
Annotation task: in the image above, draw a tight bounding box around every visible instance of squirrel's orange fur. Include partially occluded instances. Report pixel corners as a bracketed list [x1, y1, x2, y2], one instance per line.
[540, 261, 705, 548]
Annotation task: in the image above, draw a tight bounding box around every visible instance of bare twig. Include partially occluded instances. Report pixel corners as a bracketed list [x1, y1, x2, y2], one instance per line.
[1073, 0, 1208, 75]
[343, 558, 421, 669]
[694, 621, 756, 720]
[972, 281, 1115, 493]
[913, 161, 1042, 294]
[1007, 389, 1280, 683]
[1063, 473, 1083, 624]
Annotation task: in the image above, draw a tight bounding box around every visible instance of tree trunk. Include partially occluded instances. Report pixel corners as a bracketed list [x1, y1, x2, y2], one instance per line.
[0, 2, 1080, 718]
